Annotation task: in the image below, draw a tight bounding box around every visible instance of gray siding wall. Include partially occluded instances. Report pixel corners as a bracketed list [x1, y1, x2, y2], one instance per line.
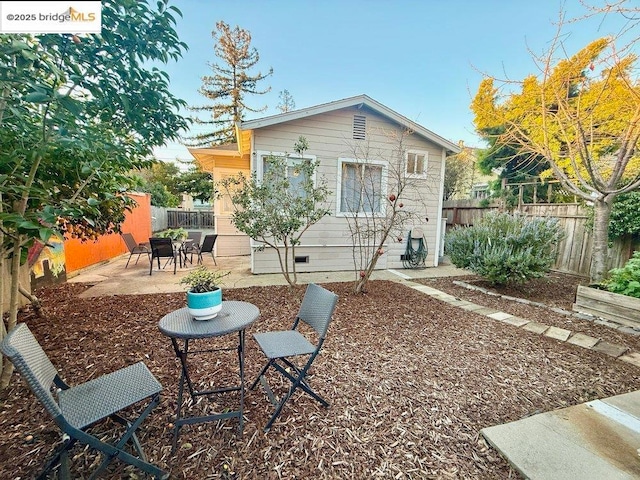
[250, 106, 447, 274]
[216, 216, 251, 257]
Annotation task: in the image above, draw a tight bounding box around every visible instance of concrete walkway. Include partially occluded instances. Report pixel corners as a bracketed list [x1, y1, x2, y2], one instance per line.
[67, 253, 470, 296]
[68, 254, 640, 479]
[481, 391, 640, 480]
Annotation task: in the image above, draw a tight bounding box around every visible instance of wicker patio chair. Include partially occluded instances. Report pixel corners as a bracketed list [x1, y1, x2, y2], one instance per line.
[0, 323, 167, 479]
[250, 283, 339, 431]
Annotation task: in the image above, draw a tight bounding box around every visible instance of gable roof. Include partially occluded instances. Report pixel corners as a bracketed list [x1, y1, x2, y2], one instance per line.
[241, 94, 461, 154]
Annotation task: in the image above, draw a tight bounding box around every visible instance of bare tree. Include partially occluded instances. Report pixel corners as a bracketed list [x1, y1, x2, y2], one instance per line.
[342, 128, 437, 293]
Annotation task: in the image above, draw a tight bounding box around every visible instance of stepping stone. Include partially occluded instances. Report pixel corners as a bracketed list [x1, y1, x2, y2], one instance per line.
[619, 352, 640, 368]
[502, 316, 530, 327]
[459, 303, 489, 312]
[550, 307, 572, 315]
[617, 327, 640, 336]
[591, 341, 628, 358]
[447, 298, 473, 306]
[410, 285, 442, 295]
[487, 311, 514, 321]
[544, 326, 572, 341]
[430, 293, 458, 302]
[522, 322, 550, 334]
[474, 307, 500, 316]
[567, 333, 600, 349]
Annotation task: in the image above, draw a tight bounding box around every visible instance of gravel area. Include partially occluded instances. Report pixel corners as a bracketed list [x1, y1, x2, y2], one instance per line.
[1, 278, 639, 479]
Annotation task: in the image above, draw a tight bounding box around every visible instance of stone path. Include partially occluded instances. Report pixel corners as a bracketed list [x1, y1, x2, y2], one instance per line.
[400, 279, 640, 368]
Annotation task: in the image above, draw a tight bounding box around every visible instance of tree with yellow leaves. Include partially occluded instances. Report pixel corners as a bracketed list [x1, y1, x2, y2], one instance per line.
[472, 9, 640, 283]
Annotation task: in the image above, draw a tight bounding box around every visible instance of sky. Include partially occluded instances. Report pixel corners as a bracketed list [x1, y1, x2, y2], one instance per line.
[153, 0, 635, 165]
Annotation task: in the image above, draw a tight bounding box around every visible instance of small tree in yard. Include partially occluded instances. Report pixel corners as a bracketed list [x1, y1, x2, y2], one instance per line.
[0, 0, 189, 389]
[445, 211, 564, 286]
[343, 129, 437, 294]
[218, 137, 330, 286]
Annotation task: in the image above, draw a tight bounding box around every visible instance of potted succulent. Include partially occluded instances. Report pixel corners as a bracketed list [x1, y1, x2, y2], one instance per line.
[179, 266, 230, 320]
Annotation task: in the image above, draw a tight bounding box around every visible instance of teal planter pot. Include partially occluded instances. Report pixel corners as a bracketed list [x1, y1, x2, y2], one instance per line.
[187, 288, 222, 320]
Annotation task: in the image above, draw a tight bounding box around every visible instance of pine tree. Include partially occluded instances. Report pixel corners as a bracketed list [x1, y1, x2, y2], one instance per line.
[186, 21, 273, 146]
[277, 89, 296, 113]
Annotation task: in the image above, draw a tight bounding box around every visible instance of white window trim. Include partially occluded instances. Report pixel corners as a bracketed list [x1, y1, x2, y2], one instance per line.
[255, 150, 318, 185]
[336, 157, 388, 217]
[405, 150, 429, 178]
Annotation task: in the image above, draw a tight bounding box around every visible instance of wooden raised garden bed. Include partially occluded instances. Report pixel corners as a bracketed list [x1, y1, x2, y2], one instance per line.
[573, 285, 640, 328]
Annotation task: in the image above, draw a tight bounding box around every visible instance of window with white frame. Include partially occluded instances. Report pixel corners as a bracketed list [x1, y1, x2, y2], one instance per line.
[257, 151, 316, 197]
[337, 158, 387, 215]
[406, 151, 428, 177]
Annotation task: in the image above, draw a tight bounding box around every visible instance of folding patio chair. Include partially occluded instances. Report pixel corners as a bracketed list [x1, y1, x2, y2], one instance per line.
[196, 234, 218, 265]
[250, 283, 339, 431]
[149, 237, 177, 275]
[121, 233, 151, 268]
[0, 323, 168, 480]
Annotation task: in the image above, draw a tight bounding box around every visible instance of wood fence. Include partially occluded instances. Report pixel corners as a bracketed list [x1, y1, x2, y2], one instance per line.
[167, 210, 215, 229]
[442, 200, 637, 277]
[151, 208, 216, 232]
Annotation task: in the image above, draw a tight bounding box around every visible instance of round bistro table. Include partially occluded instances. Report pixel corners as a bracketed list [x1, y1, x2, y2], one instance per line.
[158, 301, 260, 450]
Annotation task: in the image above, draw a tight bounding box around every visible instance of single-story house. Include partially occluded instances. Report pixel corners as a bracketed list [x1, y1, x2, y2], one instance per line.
[189, 94, 460, 274]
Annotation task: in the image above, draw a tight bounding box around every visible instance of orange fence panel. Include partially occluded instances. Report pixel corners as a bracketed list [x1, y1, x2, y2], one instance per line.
[63, 192, 151, 273]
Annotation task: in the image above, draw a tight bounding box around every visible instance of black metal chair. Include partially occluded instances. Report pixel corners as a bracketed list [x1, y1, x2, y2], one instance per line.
[149, 237, 177, 275]
[121, 233, 151, 268]
[250, 283, 339, 431]
[183, 231, 203, 265]
[197, 234, 218, 265]
[0, 323, 167, 479]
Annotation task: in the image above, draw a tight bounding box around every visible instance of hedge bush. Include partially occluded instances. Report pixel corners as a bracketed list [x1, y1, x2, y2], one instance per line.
[445, 211, 564, 285]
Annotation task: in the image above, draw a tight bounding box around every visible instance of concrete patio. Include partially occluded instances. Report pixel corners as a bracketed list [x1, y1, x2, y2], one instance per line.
[67, 252, 470, 297]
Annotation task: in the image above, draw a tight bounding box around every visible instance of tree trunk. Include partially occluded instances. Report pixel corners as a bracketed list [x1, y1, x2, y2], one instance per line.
[19, 283, 45, 317]
[590, 196, 613, 284]
[0, 193, 5, 383]
[0, 236, 22, 390]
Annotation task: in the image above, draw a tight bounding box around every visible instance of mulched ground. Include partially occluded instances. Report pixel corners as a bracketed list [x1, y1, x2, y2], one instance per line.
[1, 275, 640, 479]
[420, 273, 640, 354]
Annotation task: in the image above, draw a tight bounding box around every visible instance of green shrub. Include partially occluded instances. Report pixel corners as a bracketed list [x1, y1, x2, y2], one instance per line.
[445, 211, 564, 285]
[157, 228, 187, 241]
[604, 251, 640, 298]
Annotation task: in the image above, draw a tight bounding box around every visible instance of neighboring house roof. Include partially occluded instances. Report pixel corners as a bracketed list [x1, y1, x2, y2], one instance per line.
[241, 94, 461, 155]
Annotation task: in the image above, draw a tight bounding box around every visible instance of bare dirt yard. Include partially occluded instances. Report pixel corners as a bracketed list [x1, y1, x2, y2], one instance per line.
[1, 274, 640, 479]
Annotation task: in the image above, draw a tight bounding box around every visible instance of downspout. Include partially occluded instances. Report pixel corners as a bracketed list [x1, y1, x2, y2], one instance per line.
[433, 148, 447, 267]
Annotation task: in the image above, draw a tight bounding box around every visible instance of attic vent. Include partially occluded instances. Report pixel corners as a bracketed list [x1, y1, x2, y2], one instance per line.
[353, 115, 366, 140]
